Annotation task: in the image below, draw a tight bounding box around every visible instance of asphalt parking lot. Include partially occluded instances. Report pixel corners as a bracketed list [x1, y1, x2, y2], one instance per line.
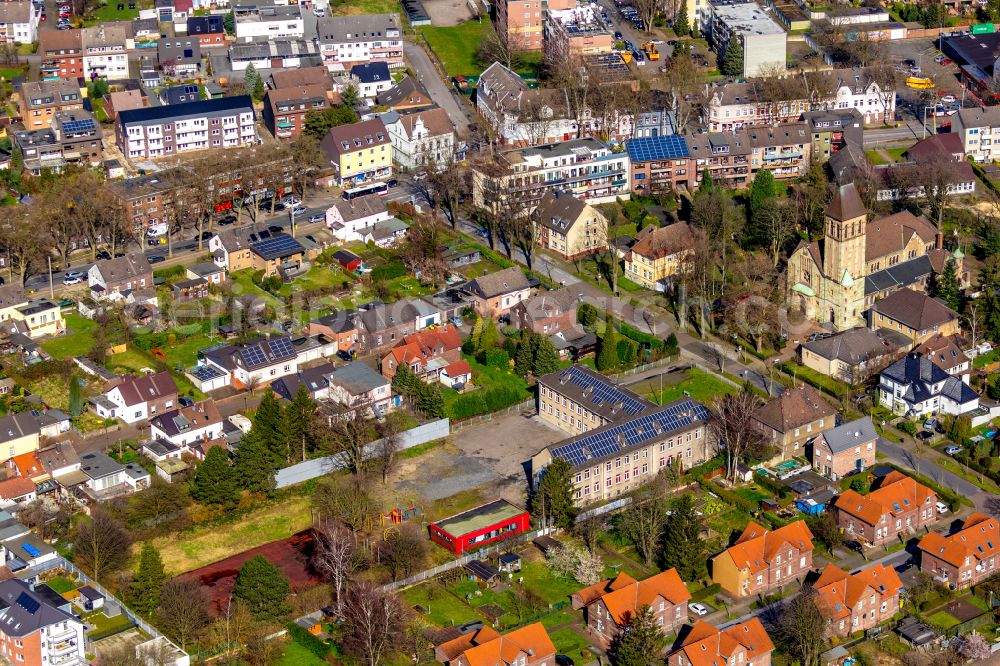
[888, 38, 971, 119]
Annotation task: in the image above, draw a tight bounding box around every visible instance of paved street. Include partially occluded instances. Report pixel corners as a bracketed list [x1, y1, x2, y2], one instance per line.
[878, 438, 989, 511]
[404, 41, 473, 135]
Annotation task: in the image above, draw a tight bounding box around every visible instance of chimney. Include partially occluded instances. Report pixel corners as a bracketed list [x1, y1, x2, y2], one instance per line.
[935, 232, 943, 250]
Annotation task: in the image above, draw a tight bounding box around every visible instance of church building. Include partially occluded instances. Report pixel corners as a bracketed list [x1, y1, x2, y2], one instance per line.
[787, 183, 964, 330]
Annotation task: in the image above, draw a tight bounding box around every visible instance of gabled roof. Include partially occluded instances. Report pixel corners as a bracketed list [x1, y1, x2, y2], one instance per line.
[0, 579, 79, 638]
[919, 512, 1000, 568]
[751, 384, 834, 434]
[629, 222, 695, 261]
[834, 470, 936, 526]
[333, 194, 387, 223]
[0, 477, 35, 501]
[328, 361, 388, 395]
[672, 618, 775, 666]
[871, 288, 958, 331]
[865, 211, 937, 262]
[514, 287, 579, 322]
[814, 563, 903, 621]
[801, 327, 906, 365]
[394, 106, 454, 139]
[818, 416, 876, 454]
[534, 190, 590, 233]
[93, 253, 152, 284]
[467, 266, 531, 299]
[111, 371, 178, 407]
[914, 334, 969, 371]
[150, 399, 222, 439]
[458, 622, 556, 666]
[320, 117, 389, 159]
[384, 325, 462, 370]
[905, 133, 964, 163]
[575, 569, 690, 625]
[269, 65, 331, 90]
[720, 520, 814, 573]
[271, 362, 335, 401]
[376, 75, 434, 109]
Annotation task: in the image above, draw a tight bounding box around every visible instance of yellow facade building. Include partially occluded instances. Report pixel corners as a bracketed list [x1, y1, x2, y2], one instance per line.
[319, 117, 393, 187]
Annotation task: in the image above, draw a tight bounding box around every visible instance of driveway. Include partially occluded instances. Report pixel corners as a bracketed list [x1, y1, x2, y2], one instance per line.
[404, 41, 472, 135]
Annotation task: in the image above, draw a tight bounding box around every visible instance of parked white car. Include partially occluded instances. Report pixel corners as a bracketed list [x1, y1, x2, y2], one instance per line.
[689, 603, 709, 616]
[936, 501, 949, 514]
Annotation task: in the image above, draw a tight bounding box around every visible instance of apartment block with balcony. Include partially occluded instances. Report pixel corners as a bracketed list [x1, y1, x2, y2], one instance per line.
[954, 106, 1000, 163]
[17, 79, 83, 130]
[686, 124, 811, 189]
[115, 95, 257, 162]
[0, 1, 38, 45]
[0, 578, 86, 666]
[316, 13, 403, 72]
[233, 3, 304, 42]
[626, 135, 694, 195]
[496, 0, 543, 50]
[473, 137, 630, 210]
[81, 24, 131, 80]
[263, 84, 328, 141]
[39, 28, 82, 80]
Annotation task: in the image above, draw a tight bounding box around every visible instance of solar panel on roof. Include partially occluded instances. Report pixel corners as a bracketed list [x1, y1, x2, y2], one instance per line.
[62, 118, 96, 134]
[251, 234, 303, 259]
[191, 365, 224, 381]
[626, 136, 690, 163]
[241, 346, 267, 368]
[560, 366, 645, 416]
[268, 337, 295, 359]
[15, 592, 39, 613]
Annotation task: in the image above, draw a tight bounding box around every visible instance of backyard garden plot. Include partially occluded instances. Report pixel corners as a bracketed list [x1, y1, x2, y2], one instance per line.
[629, 367, 736, 405]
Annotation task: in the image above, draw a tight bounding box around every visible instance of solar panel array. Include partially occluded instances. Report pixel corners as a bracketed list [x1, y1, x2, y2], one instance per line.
[15, 591, 39, 613]
[191, 365, 225, 381]
[560, 365, 646, 415]
[550, 398, 710, 467]
[251, 233, 302, 260]
[240, 345, 267, 369]
[626, 135, 690, 163]
[62, 118, 96, 134]
[268, 336, 295, 360]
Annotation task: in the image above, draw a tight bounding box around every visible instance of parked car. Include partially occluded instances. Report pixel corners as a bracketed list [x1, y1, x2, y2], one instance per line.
[448, 315, 463, 326]
[936, 501, 949, 513]
[940, 94, 956, 104]
[923, 418, 937, 430]
[217, 215, 237, 226]
[614, 30, 623, 40]
[281, 197, 302, 209]
[64, 270, 83, 280]
[148, 255, 165, 264]
[292, 205, 307, 215]
[336, 349, 353, 361]
[944, 445, 963, 455]
[268, 225, 284, 234]
[62, 275, 81, 285]
[308, 213, 324, 223]
[688, 603, 709, 616]
[199, 231, 213, 240]
[555, 656, 575, 666]
[846, 540, 863, 553]
[916, 430, 934, 442]
[179, 396, 194, 407]
[313, 6, 324, 15]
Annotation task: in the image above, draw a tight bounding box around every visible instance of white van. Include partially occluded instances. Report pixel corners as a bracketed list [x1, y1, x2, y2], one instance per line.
[146, 223, 168, 237]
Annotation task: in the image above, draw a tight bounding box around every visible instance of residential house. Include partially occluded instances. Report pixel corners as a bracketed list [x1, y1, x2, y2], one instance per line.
[0, 579, 86, 666]
[0, 293, 64, 340]
[919, 512, 1000, 588]
[233, 3, 303, 42]
[263, 84, 328, 142]
[356, 299, 441, 351]
[326, 195, 391, 241]
[269, 65, 332, 90]
[116, 96, 256, 162]
[81, 24, 131, 80]
[0, 1, 38, 45]
[434, 623, 556, 666]
[209, 230, 311, 278]
[914, 334, 971, 380]
[149, 399, 224, 449]
[623, 222, 696, 290]
[533, 191, 607, 261]
[382, 107, 455, 171]
[814, 563, 904, 637]
[571, 569, 691, 641]
[270, 362, 336, 401]
[512, 287, 579, 337]
[201, 336, 299, 390]
[0, 477, 36, 508]
[440, 360, 471, 389]
[494, 0, 545, 51]
[666, 619, 775, 666]
[799, 327, 908, 384]
[316, 13, 403, 72]
[878, 353, 980, 417]
[308, 311, 360, 353]
[0, 414, 39, 464]
[750, 385, 835, 461]
[327, 361, 395, 415]
[834, 470, 938, 547]
[954, 106, 1000, 163]
[811, 416, 877, 480]
[379, 324, 462, 382]
[466, 266, 532, 319]
[13, 109, 104, 174]
[172, 278, 209, 301]
[103, 89, 148, 121]
[544, 4, 613, 64]
[802, 108, 864, 162]
[39, 29, 83, 80]
[78, 450, 150, 497]
[157, 38, 201, 77]
[319, 117, 392, 187]
[87, 254, 153, 302]
[357, 217, 409, 247]
[17, 79, 83, 130]
[376, 76, 435, 113]
[350, 61, 391, 98]
[626, 135, 694, 195]
[186, 14, 226, 46]
[93, 371, 179, 424]
[711, 520, 815, 597]
[869, 288, 960, 346]
[186, 262, 226, 285]
[36, 443, 80, 482]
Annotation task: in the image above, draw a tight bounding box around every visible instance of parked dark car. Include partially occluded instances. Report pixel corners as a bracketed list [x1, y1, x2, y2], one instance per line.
[148, 255, 165, 264]
[556, 657, 575, 666]
[217, 215, 237, 226]
[336, 349, 353, 361]
[268, 225, 283, 234]
[179, 396, 194, 407]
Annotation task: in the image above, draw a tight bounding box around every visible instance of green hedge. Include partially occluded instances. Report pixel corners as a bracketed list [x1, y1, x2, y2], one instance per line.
[697, 479, 757, 514]
[685, 455, 724, 480]
[448, 385, 528, 420]
[752, 470, 790, 499]
[370, 261, 407, 281]
[620, 322, 664, 351]
[479, 246, 516, 269]
[286, 622, 329, 659]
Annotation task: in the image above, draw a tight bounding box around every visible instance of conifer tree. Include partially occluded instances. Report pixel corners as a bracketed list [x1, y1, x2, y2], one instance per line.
[126, 542, 167, 618]
[192, 447, 238, 507]
[597, 314, 620, 371]
[721, 38, 744, 76]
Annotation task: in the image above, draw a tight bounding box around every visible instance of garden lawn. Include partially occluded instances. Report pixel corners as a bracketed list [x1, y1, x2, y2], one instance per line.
[779, 361, 848, 397]
[229, 269, 283, 308]
[332, 0, 396, 14]
[84, 610, 134, 638]
[864, 150, 888, 165]
[90, 2, 139, 21]
[649, 368, 736, 405]
[277, 640, 328, 666]
[974, 347, 1000, 368]
[927, 610, 961, 631]
[42, 314, 98, 359]
[442, 355, 532, 420]
[886, 147, 908, 162]
[45, 577, 77, 594]
[400, 583, 481, 628]
[459, 259, 508, 280]
[418, 22, 486, 78]
[549, 628, 591, 664]
[154, 332, 219, 368]
[150, 495, 313, 574]
[517, 560, 583, 606]
[280, 264, 352, 297]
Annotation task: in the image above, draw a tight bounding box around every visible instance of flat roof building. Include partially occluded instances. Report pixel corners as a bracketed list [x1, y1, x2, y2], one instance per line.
[708, 0, 787, 77]
[429, 499, 530, 554]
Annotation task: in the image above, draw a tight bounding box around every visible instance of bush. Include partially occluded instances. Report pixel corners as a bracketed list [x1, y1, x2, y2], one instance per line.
[479, 348, 510, 369]
[620, 322, 664, 351]
[664, 333, 679, 356]
[685, 455, 724, 480]
[897, 421, 917, 436]
[371, 261, 406, 282]
[286, 623, 329, 659]
[752, 471, 789, 499]
[697, 479, 756, 514]
[577, 302, 599, 327]
[480, 247, 516, 269]
[448, 385, 526, 420]
[461, 340, 476, 355]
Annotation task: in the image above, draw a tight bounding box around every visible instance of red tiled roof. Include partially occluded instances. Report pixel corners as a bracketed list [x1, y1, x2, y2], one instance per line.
[834, 471, 936, 527]
[0, 476, 35, 500]
[673, 618, 775, 666]
[722, 520, 815, 573]
[919, 512, 1000, 568]
[814, 563, 903, 621]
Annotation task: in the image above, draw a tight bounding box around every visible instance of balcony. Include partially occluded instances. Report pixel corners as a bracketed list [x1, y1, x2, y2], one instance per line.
[48, 638, 78, 654]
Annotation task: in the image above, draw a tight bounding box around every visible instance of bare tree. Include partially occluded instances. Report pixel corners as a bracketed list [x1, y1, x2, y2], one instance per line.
[618, 470, 678, 566]
[869, 62, 898, 125]
[313, 475, 381, 533]
[774, 589, 827, 666]
[916, 159, 955, 232]
[313, 401, 374, 476]
[401, 213, 450, 286]
[631, 0, 656, 35]
[312, 520, 359, 613]
[156, 578, 210, 651]
[661, 53, 703, 132]
[420, 159, 470, 230]
[476, 21, 528, 71]
[709, 390, 768, 480]
[965, 300, 984, 349]
[206, 597, 258, 658]
[73, 509, 131, 583]
[373, 413, 404, 484]
[574, 514, 605, 554]
[379, 523, 428, 581]
[518, 93, 560, 146]
[341, 583, 408, 666]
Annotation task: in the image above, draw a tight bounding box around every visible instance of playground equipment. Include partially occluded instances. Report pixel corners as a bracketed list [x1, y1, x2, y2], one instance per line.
[380, 504, 422, 526]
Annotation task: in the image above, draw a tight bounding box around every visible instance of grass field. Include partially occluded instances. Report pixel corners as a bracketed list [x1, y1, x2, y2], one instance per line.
[646, 368, 736, 405]
[151, 495, 313, 574]
[277, 640, 328, 666]
[332, 0, 395, 14]
[927, 609, 961, 631]
[90, 2, 139, 22]
[84, 610, 134, 637]
[46, 576, 77, 594]
[42, 314, 97, 359]
[401, 583, 482, 627]
[419, 21, 486, 78]
[549, 627, 591, 664]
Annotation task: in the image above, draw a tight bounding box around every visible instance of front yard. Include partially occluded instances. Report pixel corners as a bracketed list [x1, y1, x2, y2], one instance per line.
[42, 313, 97, 359]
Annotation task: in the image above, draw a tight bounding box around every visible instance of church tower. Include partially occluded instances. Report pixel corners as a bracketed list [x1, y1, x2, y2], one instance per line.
[823, 183, 867, 285]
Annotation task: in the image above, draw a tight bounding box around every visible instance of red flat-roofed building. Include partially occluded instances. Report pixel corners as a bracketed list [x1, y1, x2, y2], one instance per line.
[429, 499, 530, 555]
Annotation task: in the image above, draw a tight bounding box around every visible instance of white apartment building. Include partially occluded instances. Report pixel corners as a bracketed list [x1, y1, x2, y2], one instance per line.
[316, 13, 404, 72]
[381, 107, 455, 171]
[233, 3, 304, 42]
[954, 106, 1000, 163]
[81, 24, 131, 80]
[708, 0, 786, 78]
[115, 95, 257, 162]
[0, 1, 38, 44]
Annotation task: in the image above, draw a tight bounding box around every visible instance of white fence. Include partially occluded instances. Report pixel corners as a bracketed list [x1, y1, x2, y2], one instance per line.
[274, 418, 451, 488]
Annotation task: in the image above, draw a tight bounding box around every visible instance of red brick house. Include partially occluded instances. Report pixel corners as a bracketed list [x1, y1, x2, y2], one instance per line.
[666, 619, 774, 666]
[434, 623, 556, 666]
[466, 266, 532, 320]
[811, 416, 877, 480]
[711, 520, 815, 598]
[511, 287, 579, 337]
[571, 569, 691, 642]
[308, 311, 361, 355]
[833, 471, 938, 547]
[380, 325, 462, 382]
[814, 563, 903, 637]
[919, 512, 1000, 589]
